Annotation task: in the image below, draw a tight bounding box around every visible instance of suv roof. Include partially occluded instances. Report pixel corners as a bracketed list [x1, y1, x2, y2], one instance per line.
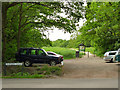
[108, 51, 118, 52]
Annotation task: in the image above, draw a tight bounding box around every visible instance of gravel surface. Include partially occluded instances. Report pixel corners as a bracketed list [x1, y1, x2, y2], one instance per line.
[60, 52, 118, 79]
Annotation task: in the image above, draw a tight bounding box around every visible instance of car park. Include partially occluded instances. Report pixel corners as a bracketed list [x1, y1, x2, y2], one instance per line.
[103, 51, 118, 62]
[15, 48, 63, 67]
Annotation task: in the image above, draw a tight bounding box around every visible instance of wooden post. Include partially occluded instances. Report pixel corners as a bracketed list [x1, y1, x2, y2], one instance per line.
[94, 50, 95, 57]
[4, 63, 6, 76]
[88, 51, 89, 58]
[21, 64, 24, 76]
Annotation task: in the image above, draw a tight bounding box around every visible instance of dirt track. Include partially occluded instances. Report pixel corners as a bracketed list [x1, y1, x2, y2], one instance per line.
[61, 52, 118, 78]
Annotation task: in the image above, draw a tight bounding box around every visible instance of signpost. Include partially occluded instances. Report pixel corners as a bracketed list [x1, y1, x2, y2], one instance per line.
[79, 43, 85, 54]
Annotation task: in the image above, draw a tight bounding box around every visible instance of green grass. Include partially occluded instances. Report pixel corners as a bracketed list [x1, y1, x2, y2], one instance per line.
[2, 72, 45, 78]
[2, 75, 45, 78]
[2, 65, 63, 78]
[43, 47, 84, 59]
[43, 47, 76, 59]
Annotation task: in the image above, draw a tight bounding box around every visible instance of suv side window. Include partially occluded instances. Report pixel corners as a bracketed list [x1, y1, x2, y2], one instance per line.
[30, 50, 37, 55]
[109, 52, 116, 55]
[38, 50, 45, 56]
[20, 49, 27, 55]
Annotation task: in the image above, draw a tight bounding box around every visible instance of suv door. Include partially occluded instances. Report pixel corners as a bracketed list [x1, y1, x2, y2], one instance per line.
[28, 49, 38, 62]
[37, 49, 48, 63]
[19, 49, 28, 61]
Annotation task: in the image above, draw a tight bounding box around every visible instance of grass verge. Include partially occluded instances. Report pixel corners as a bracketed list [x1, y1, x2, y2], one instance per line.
[2, 65, 62, 78]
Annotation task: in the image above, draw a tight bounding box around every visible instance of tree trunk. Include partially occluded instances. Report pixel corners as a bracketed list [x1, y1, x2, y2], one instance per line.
[17, 3, 23, 51]
[2, 2, 9, 62]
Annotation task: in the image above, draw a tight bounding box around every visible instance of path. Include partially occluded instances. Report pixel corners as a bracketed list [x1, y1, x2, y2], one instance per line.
[60, 52, 118, 78]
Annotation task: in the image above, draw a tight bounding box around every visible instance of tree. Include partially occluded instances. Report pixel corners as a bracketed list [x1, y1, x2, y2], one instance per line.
[2, 2, 20, 62]
[77, 2, 120, 56]
[2, 2, 84, 62]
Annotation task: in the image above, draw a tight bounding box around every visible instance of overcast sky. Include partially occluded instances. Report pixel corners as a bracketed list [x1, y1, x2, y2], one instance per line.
[44, 28, 71, 41]
[44, 19, 86, 41]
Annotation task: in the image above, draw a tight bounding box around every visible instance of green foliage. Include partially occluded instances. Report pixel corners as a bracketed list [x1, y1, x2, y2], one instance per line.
[43, 47, 76, 59]
[39, 65, 62, 76]
[86, 47, 96, 54]
[70, 2, 120, 56]
[52, 39, 69, 47]
[3, 2, 84, 62]
[2, 72, 45, 78]
[43, 47, 84, 59]
[2, 65, 62, 78]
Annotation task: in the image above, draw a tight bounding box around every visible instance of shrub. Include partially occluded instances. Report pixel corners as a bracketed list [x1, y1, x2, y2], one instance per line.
[39, 65, 62, 76]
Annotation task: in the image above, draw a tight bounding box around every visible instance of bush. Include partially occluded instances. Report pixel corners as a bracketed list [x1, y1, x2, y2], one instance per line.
[86, 47, 104, 57]
[39, 65, 62, 76]
[86, 47, 96, 54]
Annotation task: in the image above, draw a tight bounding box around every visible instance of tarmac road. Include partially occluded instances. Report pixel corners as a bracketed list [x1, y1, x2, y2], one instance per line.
[2, 78, 118, 88]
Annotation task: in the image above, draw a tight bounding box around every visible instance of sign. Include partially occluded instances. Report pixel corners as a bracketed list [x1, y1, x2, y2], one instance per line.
[5, 63, 23, 66]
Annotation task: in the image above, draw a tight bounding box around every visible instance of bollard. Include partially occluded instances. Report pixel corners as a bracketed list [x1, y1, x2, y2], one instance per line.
[94, 51, 95, 57]
[88, 51, 89, 58]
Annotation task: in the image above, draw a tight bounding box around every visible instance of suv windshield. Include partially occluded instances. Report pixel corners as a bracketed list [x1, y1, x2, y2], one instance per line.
[42, 49, 48, 55]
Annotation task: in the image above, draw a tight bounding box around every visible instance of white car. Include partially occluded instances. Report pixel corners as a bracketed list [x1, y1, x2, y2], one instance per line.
[103, 51, 118, 62]
[113, 48, 120, 62]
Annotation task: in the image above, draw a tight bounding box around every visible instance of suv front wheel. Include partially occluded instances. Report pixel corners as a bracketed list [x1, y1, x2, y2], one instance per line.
[24, 59, 32, 67]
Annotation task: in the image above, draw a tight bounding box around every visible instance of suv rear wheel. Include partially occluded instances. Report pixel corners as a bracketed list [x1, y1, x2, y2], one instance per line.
[49, 61, 56, 66]
[24, 59, 32, 67]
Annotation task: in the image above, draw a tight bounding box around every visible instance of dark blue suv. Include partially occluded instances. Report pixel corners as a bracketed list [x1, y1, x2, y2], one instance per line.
[15, 48, 63, 67]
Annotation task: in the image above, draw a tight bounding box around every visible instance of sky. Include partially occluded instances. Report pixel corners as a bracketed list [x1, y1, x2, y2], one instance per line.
[44, 19, 86, 41]
[45, 28, 71, 41]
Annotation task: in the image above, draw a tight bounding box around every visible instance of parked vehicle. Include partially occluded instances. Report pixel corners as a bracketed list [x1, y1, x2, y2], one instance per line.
[15, 48, 63, 67]
[115, 48, 120, 62]
[103, 51, 118, 62]
[47, 51, 64, 65]
[47, 51, 63, 58]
